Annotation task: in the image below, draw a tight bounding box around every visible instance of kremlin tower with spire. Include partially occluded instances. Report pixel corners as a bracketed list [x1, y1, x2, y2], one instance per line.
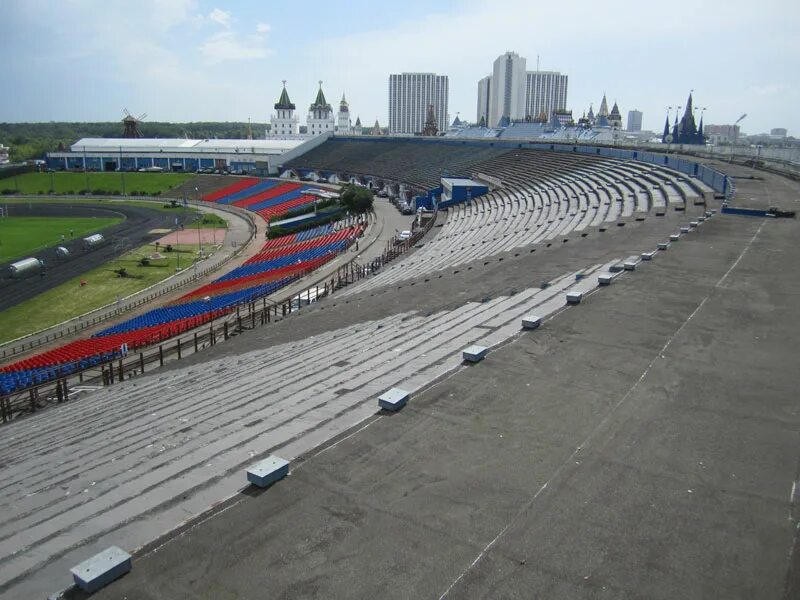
[662, 92, 705, 145]
[336, 93, 352, 134]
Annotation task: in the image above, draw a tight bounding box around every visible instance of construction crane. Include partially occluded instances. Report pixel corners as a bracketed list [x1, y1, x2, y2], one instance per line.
[733, 113, 747, 145]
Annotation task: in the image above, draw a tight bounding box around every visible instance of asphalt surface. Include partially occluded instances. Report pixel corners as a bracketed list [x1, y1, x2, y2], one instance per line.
[0, 202, 196, 312]
[84, 163, 800, 600]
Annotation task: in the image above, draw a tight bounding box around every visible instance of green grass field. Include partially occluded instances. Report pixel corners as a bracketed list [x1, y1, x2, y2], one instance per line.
[0, 172, 193, 196]
[0, 241, 218, 343]
[0, 216, 123, 262]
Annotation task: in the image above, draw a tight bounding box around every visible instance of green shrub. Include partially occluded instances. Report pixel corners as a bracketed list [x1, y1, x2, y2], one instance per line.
[340, 184, 374, 213]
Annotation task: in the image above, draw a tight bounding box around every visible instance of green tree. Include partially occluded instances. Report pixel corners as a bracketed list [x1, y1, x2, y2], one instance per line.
[339, 184, 374, 214]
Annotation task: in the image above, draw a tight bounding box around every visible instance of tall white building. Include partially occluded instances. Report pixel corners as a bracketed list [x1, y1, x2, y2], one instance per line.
[478, 53, 569, 127]
[388, 73, 449, 135]
[525, 71, 568, 121]
[336, 93, 352, 134]
[490, 52, 527, 127]
[307, 82, 335, 137]
[268, 81, 299, 138]
[476, 76, 491, 126]
[627, 109, 643, 132]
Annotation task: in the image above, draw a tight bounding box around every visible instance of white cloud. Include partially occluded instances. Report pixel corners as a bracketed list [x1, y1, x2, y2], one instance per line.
[208, 8, 232, 28]
[200, 31, 271, 65]
[256, 22, 271, 33]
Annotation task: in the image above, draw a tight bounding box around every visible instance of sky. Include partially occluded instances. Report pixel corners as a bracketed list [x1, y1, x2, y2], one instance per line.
[0, 0, 798, 135]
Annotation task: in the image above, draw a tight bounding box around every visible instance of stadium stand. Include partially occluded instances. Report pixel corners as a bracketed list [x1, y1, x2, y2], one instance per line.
[0, 221, 364, 395]
[284, 138, 511, 191]
[169, 175, 247, 201]
[0, 262, 619, 591]
[338, 149, 712, 295]
[201, 177, 262, 203]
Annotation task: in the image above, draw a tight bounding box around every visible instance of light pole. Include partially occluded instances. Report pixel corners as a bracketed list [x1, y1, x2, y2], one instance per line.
[119, 146, 126, 196]
[195, 186, 201, 256]
[83, 145, 90, 192]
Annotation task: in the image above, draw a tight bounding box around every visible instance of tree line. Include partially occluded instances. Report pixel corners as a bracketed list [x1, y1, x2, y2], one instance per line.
[0, 121, 268, 163]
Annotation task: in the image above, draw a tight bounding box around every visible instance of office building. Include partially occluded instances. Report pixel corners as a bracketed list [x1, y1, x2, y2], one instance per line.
[627, 110, 643, 132]
[477, 52, 568, 128]
[525, 71, 568, 121]
[489, 52, 527, 127]
[388, 73, 449, 135]
[476, 76, 491, 126]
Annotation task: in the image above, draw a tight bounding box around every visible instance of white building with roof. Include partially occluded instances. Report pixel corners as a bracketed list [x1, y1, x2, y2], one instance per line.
[46, 136, 328, 175]
[0, 142, 9, 165]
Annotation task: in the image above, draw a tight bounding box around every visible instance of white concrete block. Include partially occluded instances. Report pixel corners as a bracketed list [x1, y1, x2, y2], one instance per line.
[623, 255, 641, 271]
[598, 274, 613, 286]
[247, 455, 289, 488]
[680, 226, 690, 233]
[609, 262, 625, 273]
[689, 220, 699, 227]
[70, 546, 132, 594]
[566, 291, 583, 305]
[641, 251, 656, 261]
[657, 242, 670, 250]
[670, 234, 680, 241]
[521, 315, 542, 329]
[378, 387, 410, 412]
[462, 345, 489, 363]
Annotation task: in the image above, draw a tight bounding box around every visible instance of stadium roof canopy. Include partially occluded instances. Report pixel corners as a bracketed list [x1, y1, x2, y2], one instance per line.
[70, 138, 305, 155]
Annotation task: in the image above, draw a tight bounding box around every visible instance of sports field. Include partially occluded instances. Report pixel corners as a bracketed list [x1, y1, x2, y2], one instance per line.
[0, 172, 193, 196]
[0, 240, 218, 343]
[0, 216, 123, 262]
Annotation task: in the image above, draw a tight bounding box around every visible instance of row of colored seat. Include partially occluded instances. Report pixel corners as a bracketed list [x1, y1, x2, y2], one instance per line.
[230, 181, 301, 208]
[0, 181, 358, 394]
[208, 180, 281, 205]
[245, 226, 351, 265]
[215, 241, 349, 283]
[201, 177, 261, 202]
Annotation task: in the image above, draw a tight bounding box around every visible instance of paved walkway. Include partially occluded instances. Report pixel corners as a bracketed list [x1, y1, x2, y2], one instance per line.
[154, 228, 227, 246]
